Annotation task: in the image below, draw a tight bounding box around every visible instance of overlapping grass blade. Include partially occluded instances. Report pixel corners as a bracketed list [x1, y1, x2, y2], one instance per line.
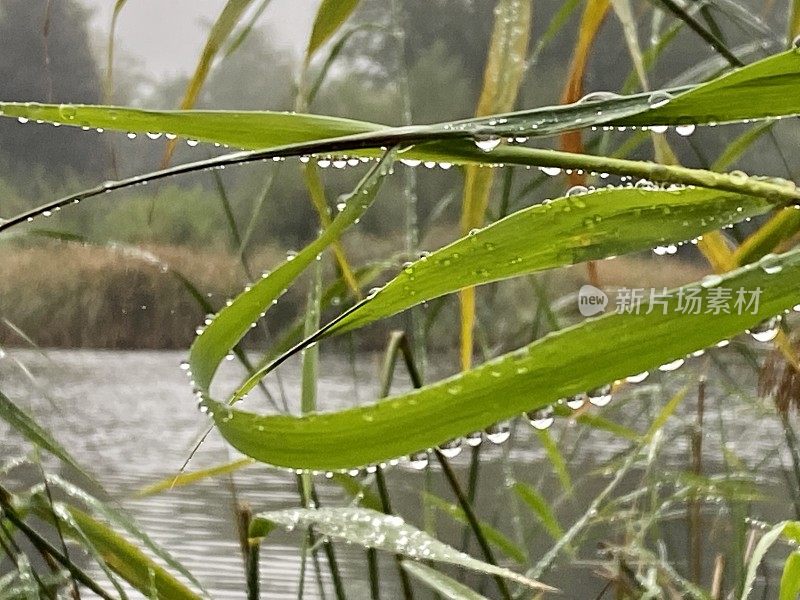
[402, 561, 491, 600]
[3, 49, 800, 157]
[189, 149, 395, 393]
[422, 492, 526, 564]
[207, 248, 800, 470]
[43, 475, 207, 594]
[249, 507, 551, 591]
[0, 390, 93, 481]
[234, 185, 788, 395]
[304, 0, 361, 65]
[63, 506, 201, 600]
[512, 482, 564, 540]
[459, 0, 531, 369]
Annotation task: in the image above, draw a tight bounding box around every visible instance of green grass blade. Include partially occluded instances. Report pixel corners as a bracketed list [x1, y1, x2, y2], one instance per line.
[304, 0, 361, 65]
[422, 493, 527, 564]
[188, 148, 395, 394]
[207, 248, 800, 470]
[0, 390, 93, 481]
[535, 429, 572, 494]
[780, 551, 800, 600]
[137, 458, 255, 496]
[64, 506, 201, 600]
[512, 482, 564, 540]
[741, 520, 795, 599]
[249, 507, 552, 591]
[315, 187, 782, 339]
[4, 49, 800, 157]
[402, 561, 490, 600]
[45, 475, 208, 595]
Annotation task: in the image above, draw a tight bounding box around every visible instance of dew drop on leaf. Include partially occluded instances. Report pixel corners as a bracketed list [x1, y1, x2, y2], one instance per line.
[565, 395, 585, 410]
[748, 316, 781, 342]
[437, 438, 463, 458]
[484, 421, 511, 444]
[473, 135, 501, 152]
[587, 384, 612, 407]
[675, 124, 696, 136]
[526, 406, 554, 430]
[464, 431, 483, 447]
[647, 91, 673, 108]
[408, 451, 429, 470]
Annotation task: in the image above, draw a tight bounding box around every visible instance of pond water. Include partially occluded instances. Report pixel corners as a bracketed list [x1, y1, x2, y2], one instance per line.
[1, 348, 795, 598]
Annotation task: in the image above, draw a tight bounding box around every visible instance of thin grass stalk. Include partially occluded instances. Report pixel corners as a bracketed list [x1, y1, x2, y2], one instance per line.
[237, 503, 261, 600]
[375, 330, 416, 600]
[0, 486, 114, 600]
[710, 553, 725, 599]
[390, 0, 425, 378]
[0, 517, 51, 597]
[36, 457, 81, 599]
[689, 377, 706, 585]
[433, 451, 513, 600]
[393, 335, 512, 599]
[778, 410, 800, 521]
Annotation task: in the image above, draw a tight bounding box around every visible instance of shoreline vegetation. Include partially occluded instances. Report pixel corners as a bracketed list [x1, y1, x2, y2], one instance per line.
[0, 237, 708, 350]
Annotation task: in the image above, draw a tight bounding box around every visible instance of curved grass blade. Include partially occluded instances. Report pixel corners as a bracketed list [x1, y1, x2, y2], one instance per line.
[189, 149, 395, 394]
[741, 520, 797, 599]
[207, 248, 800, 470]
[512, 482, 564, 540]
[235, 186, 787, 391]
[402, 561, 490, 600]
[137, 458, 255, 496]
[64, 506, 201, 600]
[43, 475, 208, 595]
[249, 507, 552, 591]
[422, 492, 526, 564]
[0, 390, 93, 481]
[304, 0, 361, 66]
[780, 551, 800, 600]
[2, 49, 800, 159]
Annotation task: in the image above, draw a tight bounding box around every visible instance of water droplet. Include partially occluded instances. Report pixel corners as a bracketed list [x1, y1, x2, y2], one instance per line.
[179, 361, 190, 371]
[465, 431, 483, 447]
[650, 125, 668, 134]
[675, 124, 696, 136]
[626, 371, 649, 384]
[749, 316, 780, 342]
[566, 185, 588, 197]
[438, 438, 463, 458]
[587, 384, 612, 407]
[408, 451, 429, 470]
[565, 395, 585, 410]
[658, 358, 685, 372]
[526, 406, 554, 430]
[146, 131, 163, 140]
[126, 132, 137, 139]
[578, 91, 620, 103]
[474, 135, 501, 152]
[400, 158, 421, 167]
[793, 304, 800, 313]
[317, 158, 331, 168]
[485, 422, 511, 444]
[186, 139, 199, 147]
[701, 274, 724, 288]
[333, 159, 347, 169]
[539, 166, 561, 176]
[729, 170, 748, 184]
[17, 116, 29, 124]
[647, 91, 673, 109]
[793, 34, 800, 50]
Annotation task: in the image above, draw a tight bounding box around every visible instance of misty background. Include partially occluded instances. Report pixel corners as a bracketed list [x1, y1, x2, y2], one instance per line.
[0, 0, 795, 349]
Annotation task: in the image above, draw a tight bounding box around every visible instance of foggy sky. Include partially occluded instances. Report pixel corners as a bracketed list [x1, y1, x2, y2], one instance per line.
[80, 0, 318, 78]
